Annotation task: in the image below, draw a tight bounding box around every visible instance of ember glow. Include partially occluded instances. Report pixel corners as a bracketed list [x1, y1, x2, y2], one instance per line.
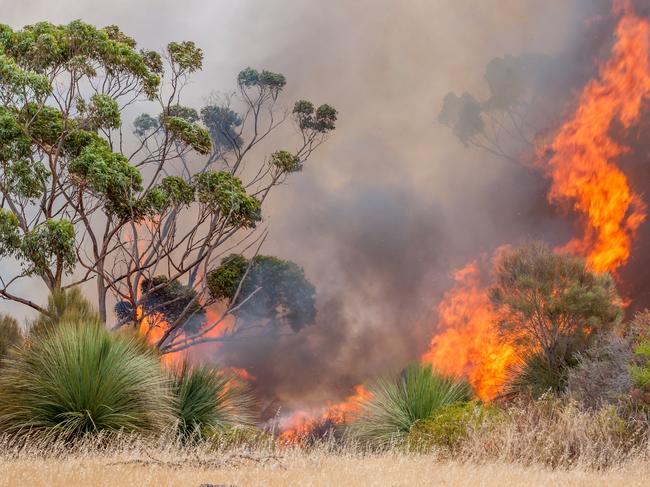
[541, 0, 649, 273]
[278, 385, 372, 445]
[421, 262, 516, 401]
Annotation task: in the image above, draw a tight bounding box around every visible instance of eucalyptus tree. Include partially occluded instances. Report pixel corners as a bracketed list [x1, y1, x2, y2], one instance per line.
[0, 21, 336, 351]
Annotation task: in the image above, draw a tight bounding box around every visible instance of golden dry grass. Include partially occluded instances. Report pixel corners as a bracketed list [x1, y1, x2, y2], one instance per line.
[1, 450, 649, 487]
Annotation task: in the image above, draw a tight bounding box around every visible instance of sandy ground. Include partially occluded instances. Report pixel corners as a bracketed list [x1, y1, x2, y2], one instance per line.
[1, 454, 649, 487]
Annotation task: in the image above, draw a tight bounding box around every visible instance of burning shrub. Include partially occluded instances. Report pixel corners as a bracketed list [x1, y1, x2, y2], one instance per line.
[171, 361, 255, 443]
[351, 363, 472, 447]
[0, 314, 21, 362]
[490, 242, 623, 398]
[0, 320, 173, 440]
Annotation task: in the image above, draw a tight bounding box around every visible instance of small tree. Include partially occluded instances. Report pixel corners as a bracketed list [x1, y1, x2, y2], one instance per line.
[489, 242, 623, 393]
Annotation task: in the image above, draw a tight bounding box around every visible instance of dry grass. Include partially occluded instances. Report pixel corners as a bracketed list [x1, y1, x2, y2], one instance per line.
[1, 450, 650, 487]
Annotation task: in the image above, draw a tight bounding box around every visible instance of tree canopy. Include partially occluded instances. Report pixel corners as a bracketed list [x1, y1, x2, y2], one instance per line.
[0, 20, 337, 352]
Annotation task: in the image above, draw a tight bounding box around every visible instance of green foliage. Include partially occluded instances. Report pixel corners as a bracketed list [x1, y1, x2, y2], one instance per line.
[238, 67, 286, 91]
[21, 218, 75, 276]
[406, 401, 500, 453]
[271, 150, 301, 173]
[0, 314, 21, 362]
[167, 104, 199, 123]
[86, 93, 120, 129]
[630, 311, 650, 396]
[160, 176, 195, 206]
[206, 254, 248, 301]
[0, 106, 31, 161]
[0, 208, 21, 255]
[163, 116, 212, 155]
[69, 139, 143, 218]
[19, 103, 64, 146]
[0, 320, 173, 439]
[29, 287, 99, 337]
[293, 100, 337, 133]
[352, 363, 472, 447]
[4, 159, 49, 198]
[490, 242, 623, 395]
[167, 41, 203, 72]
[207, 254, 316, 332]
[171, 362, 254, 442]
[193, 171, 261, 227]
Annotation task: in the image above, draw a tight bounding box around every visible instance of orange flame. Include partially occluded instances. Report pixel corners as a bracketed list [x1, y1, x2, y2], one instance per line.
[541, 1, 649, 272]
[421, 262, 516, 401]
[278, 384, 372, 445]
[422, 3, 650, 401]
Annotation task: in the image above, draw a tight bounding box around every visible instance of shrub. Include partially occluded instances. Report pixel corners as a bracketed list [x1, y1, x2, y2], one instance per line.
[567, 331, 634, 409]
[0, 314, 21, 362]
[351, 363, 472, 447]
[629, 311, 650, 402]
[0, 320, 173, 440]
[490, 242, 622, 397]
[171, 362, 255, 442]
[462, 398, 645, 469]
[406, 401, 500, 454]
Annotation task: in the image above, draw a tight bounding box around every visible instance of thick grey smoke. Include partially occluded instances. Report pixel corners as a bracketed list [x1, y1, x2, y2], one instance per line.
[4, 0, 648, 412]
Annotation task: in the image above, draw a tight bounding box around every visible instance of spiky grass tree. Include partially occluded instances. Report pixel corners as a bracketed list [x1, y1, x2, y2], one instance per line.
[0, 320, 173, 440]
[171, 362, 255, 442]
[352, 363, 472, 447]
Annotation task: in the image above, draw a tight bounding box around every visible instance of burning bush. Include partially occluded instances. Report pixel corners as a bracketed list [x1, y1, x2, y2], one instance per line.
[490, 242, 623, 398]
[351, 363, 472, 447]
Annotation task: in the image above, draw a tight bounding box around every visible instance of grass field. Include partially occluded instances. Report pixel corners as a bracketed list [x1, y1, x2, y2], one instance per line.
[2, 450, 649, 487]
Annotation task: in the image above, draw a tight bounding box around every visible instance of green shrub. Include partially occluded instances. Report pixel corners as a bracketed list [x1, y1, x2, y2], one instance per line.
[0, 314, 21, 361]
[0, 320, 173, 440]
[406, 401, 501, 453]
[171, 362, 255, 442]
[351, 363, 472, 447]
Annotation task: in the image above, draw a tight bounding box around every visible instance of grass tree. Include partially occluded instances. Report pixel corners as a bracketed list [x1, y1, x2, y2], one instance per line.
[0, 319, 172, 439]
[0, 21, 336, 352]
[170, 361, 254, 442]
[352, 363, 472, 447]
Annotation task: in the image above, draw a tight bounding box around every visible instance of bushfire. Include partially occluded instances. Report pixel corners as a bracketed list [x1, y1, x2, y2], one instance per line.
[139, 1, 650, 441]
[422, 0, 650, 402]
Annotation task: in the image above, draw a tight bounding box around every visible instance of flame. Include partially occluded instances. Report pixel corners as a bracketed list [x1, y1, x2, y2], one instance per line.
[421, 262, 516, 401]
[278, 385, 372, 445]
[541, 0, 649, 272]
[422, 2, 650, 401]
